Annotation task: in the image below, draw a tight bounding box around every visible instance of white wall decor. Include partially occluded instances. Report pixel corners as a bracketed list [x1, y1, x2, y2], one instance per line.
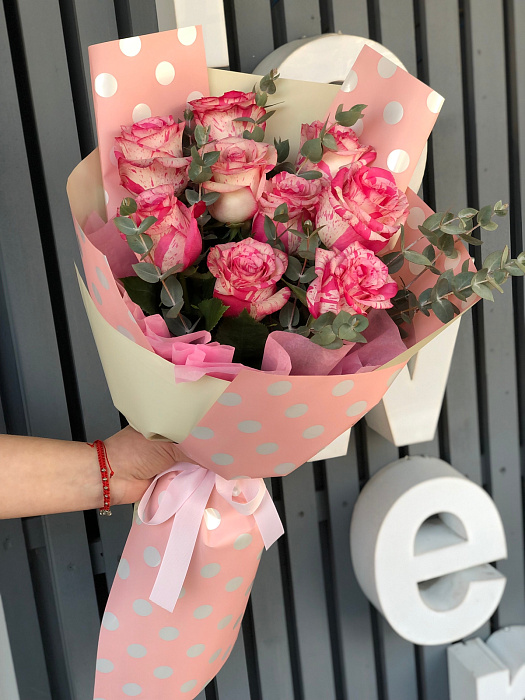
[350, 457, 507, 645]
[155, 0, 229, 67]
[365, 317, 462, 446]
[448, 627, 525, 700]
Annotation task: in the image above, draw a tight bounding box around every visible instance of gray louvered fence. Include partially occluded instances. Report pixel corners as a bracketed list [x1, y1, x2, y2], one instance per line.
[0, 1, 524, 699]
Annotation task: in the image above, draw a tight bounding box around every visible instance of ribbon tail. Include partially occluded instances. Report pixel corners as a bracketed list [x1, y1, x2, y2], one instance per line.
[149, 469, 215, 612]
[253, 490, 284, 550]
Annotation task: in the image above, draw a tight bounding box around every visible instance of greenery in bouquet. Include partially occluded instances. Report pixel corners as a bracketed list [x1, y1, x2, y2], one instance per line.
[113, 70, 525, 368]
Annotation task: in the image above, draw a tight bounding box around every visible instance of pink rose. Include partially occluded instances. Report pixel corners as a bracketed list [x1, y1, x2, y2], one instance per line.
[316, 164, 410, 253]
[131, 185, 202, 273]
[203, 137, 277, 223]
[189, 91, 267, 141]
[296, 121, 376, 178]
[306, 242, 398, 317]
[115, 116, 190, 195]
[252, 172, 324, 253]
[208, 238, 291, 321]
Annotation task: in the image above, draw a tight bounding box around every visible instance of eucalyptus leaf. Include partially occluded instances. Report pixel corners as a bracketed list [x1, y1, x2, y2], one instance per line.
[282, 280, 307, 305]
[274, 203, 289, 223]
[285, 256, 303, 281]
[160, 276, 184, 308]
[264, 215, 277, 242]
[201, 191, 220, 205]
[300, 137, 323, 164]
[297, 170, 323, 180]
[471, 281, 494, 301]
[403, 250, 432, 266]
[119, 197, 137, 216]
[431, 297, 456, 323]
[132, 262, 160, 283]
[114, 216, 137, 236]
[381, 251, 404, 274]
[321, 133, 338, 151]
[185, 188, 200, 205]
[137, 216, 157, 235]
[458, 207, 477, 220]
[127, 233, 153, 256]
[311, 311, 336, 332]
[274, 137, 290, 163]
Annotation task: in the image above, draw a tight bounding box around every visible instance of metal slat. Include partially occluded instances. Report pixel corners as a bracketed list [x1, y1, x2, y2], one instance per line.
[378, 0, 417, 74]
[325, 442, 379, 700]
[281, 464, 337, 700]
[215, 629, 253, 699]
[332, 0, 369, 37]
[232, 0, 274, 73]
[282, 0, 321, 42]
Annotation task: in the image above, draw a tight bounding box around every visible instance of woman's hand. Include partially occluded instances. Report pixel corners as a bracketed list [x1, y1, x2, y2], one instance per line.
[106, 426, 194, 506]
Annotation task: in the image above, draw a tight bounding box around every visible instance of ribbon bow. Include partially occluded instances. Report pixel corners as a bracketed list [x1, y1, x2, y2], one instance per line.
[137, 463, 284, 612]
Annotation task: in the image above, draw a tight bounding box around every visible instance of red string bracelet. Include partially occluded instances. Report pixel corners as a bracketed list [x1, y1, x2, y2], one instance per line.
[88, 439, 114, 516]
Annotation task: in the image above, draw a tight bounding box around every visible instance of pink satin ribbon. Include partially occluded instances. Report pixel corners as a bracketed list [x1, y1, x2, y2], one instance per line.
[137, 463, 284, 612]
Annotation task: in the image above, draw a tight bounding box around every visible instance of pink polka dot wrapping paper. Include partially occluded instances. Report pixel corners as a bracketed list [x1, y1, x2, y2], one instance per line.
[66, 28, 480, 700]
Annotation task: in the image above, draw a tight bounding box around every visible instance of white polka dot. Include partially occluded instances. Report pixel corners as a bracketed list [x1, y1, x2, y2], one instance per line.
[134, 509, 142, 525]
[351, 118, 364, 137]
[217, 392, 242, 406]
[341, 70, 358, 92]
[444, 254, 461, 270]
[122, 684, 142, 697]
[226, 577, 243, 592]
[95, 73, 118, 97]
[179, 587, 186, 599]
[285, 403, 308, 418]
[191, 426, 214, 440]
[408, 260, 425, 275]
[194, 605, 213, 619]
[201, 563, 221, 578]
[257, 548, 264, 560]
[383, 101, 404, 125]
[222, 645, 233, 660]
[256, 442, 278, 455]
[155, 61, 175, 85]
[211, 453, 234, 466]
[133, 599, 152, 616]
[387, 369, 402, 387]
[218, 615, 232, 630]
[233, 615, 242, 630]
[143, 546, 161, 568]
[427, 90, 444, 114]
[245, 581, 254, 596]
[275, 462, 296, 475]
[92, 282, 102, 305]
[159, 626, 179, 641]
[303, 425, 325, 439]
[234, 533, 252, 550]
[132, 103, 151, 123]
[181, 680, 197, 693]
[204, 508, 221, 530]
[127, 644, 147, 658]
[104, 190, 109, 205]
[96, 659, 114, 673]
[154, 666, 174, 679]
[187, 644, 205, 658]
[209, 649, 222, 663]
[117, 325, 135, 341]
[187, 90, 204, 104]
[346, 400, 368, 417]
[119, 36, 142, 56]
[407, 206, 426, 229]
[102, 612, 119, 631]
[378, 57, 397, 78]
[387, 149, 410, 174]
[238, 420, 262, 433]
[95, 266, 109, 290]
[178, 25, 198, 45]
[267, 380, 292, 396]
[332, 380, 354, 396]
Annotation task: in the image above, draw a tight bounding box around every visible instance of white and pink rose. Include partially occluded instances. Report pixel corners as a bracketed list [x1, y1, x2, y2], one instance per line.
[130, 185, 202, 273]
[116, 116, 190, 195]
[316, 164, 410, 253]
[252, 172, 324, 253]
[208, 238, 290, 321]
[306, 242, 398, 317]
[203, 137, 277, 223]
[189, 91, 266, 141]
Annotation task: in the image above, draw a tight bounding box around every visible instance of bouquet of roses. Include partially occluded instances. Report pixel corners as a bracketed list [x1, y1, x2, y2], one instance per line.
[67, 28, 524, 700]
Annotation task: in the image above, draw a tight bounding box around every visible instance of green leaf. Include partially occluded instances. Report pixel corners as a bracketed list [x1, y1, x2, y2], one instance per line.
[274, 203, 289, 223]
[256, 110, 276, 124]
[215, 310, 269, 369]
[274, 137, 290, 163]
[381, 251, 404, 274]
[132, 262, 160, 283]
[297, 170, 323, 180]
[471, 281, 494, 301]
[197, 298, 229, 331]
[120, 276, 160, 316]
[202, 150, 220, 166]
[190, 145, 205, 166]
[279, 302, 300, 328]
[160, 275, 184, 308]
[285, 255, 303, 282]
[483, 249, 505, 272]
[311, 311, 336, 331]
[439, 222, 464, 235]
[233, 116, 256, 124]
[264, 215, 277, 242]
[119, 197, 137, 216]
[300, 137, 323, 164]
[332, 310, 353, 334]
[282, 280, 307, 305]
[164, 299, 185, 317]
[311, 326, 338, 346]
[185, 188, 200, 205]
[243, 125, 265, 142]
[335, 103, 366, 127]
[256, 91, 268, 107]
[403, 250, 432, 266]
[137, 216, 157, 235]
[299, 267, 317, 284]
[126, 232, 153, 256]
[321, 133, 338, 151]
[481, 221, 498, 231]
[114, 216, 137, 236]
[194, 124, 210, 147]
[458, 207, 478, 220]
[201, 191, 220, 205]
[432, 297, 456, 323]
[160, 264, 183, 280]
[423, 212, 447, 231]
[459, 232, 483, 246]
[477, 204, 493, 226]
